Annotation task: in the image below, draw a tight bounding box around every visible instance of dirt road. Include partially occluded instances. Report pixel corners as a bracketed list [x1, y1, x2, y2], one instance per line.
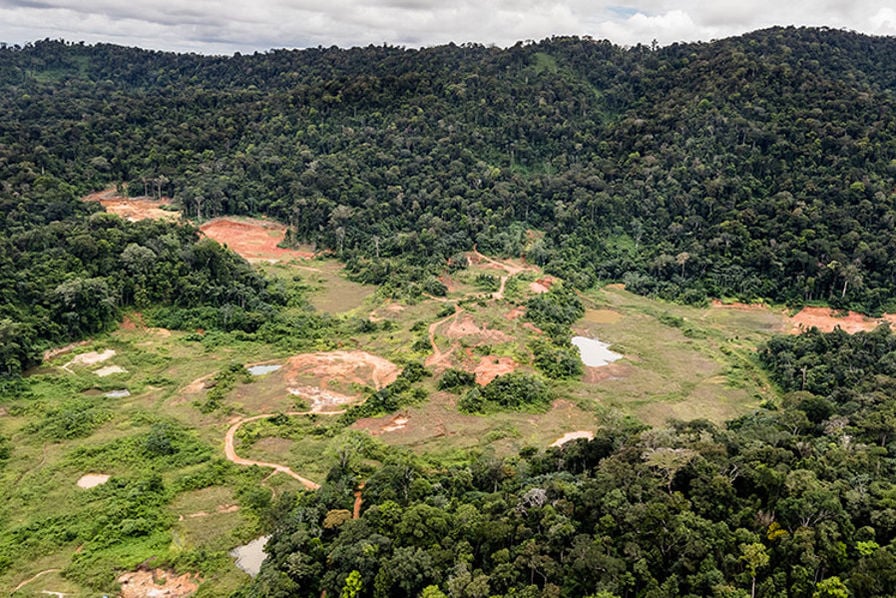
[224, 410, 343, 490]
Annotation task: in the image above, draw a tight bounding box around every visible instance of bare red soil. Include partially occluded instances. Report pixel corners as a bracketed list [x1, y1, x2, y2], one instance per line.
[199, 217, 314, 263]
[83, 188, 180, 222]
[789, 306, 884, 334]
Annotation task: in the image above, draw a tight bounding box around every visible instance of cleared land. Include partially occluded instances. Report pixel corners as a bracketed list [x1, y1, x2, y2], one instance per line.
[7, 227, 864, 596]
[199, 217, 314, 263]
[83, 187, 181, 222]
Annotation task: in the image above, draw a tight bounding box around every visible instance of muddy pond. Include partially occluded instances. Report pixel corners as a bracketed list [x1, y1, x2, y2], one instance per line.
[231, 535, 270, 577]
[571, 336, 623, 367]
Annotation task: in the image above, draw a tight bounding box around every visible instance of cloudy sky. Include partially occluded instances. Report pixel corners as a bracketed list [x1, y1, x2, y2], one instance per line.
[1, 0, 895, 54]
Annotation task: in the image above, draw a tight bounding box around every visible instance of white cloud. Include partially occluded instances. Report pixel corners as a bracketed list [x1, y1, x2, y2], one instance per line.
[0, 0, 893, 54]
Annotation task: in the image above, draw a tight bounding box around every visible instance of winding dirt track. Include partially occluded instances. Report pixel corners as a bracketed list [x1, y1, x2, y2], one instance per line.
[12, 568, 62, 592]
[224, 410, 344, 490]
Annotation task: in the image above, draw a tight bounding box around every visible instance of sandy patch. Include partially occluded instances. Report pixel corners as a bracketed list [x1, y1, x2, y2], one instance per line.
[67, 349, 115, 367]
[43, 341, 90, 363]
[551, 430, 594, 447]
[284, 351, 400, 391]
[84, 188, 180, 222]
[289, 385, 356, 411]
[95, 365, 127, 377]
[77, 473, 110, 488]
[381, 415, 409, 433]
[473, 356, 518, 385]
[790, 306, 882, 334]
[529, 282, 550, 294]
[200, 217, 314, 263]
[118, 568, 199, 598]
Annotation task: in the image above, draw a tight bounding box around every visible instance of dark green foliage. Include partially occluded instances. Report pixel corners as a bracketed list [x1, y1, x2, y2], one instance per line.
[437, 368, 476, 392]
[530, 338, 583, 379]
[0, 433, 10, 463]
[458, 372, 551, 413]
[6, 28, 896, 320]
[524, 285, 585, 338]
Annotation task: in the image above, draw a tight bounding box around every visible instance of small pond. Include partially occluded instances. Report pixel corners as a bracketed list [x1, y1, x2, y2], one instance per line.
[231, 535, 270, 577]
[247, 364, 282, 376]
[104, 389, 131, 398]
[571, 336, 623, 367]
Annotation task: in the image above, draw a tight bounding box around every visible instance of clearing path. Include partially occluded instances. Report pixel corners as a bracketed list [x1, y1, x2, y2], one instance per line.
[425, 306, 462, 369]
[12, 569, 62, 593]
[224, 409, 344, 490]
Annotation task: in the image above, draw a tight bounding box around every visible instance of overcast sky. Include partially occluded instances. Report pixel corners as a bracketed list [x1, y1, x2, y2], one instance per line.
[1, 0, 895, 54]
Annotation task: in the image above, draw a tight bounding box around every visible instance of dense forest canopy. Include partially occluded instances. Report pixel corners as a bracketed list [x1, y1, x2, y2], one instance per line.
[3, 27, 896, 324]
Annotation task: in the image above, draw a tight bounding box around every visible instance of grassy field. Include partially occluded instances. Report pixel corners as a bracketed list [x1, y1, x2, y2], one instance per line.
[1, 250, 792, 596]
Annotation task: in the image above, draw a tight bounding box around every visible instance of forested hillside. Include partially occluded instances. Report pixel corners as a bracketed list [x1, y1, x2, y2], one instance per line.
[3, 27, 896, 322]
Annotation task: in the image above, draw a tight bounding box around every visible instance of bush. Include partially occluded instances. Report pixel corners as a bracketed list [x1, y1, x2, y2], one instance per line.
[459, 373, 551, 413]
[438, 368, 476, 392]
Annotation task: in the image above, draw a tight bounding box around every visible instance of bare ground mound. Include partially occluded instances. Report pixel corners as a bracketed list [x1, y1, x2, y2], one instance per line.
[284, 351, 400, 391]
[66, 349, 115, 367]
[473, 356, 518, 385]
[199, 217, 314, 263]
[288, 385, 356, 411]
[790, 306, 883, 334]
[83, 188, 180, 222]
[444, 313, 512, 343]
[118, 568, 199, 598]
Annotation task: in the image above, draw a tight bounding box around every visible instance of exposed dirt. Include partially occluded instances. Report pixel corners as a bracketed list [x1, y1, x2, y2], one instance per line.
[77, 473, 110, 489]
[353, 482, 365, 519]
[710, 299, 772, 312]
[381, 415, 410, 433]
[522, 322, 543, 335]
[95, 365, 127, 377]
[66, 349, 115, 368]
[121, 313, 172, 336]
[199, 217, 314, 263]
[425, 307, 461, 369]
[84, 188, 180, 222]
[118, 568, 199, 598]
[529, 282, 550, 294]
[504, 306, 526, 320]
[444, 313, 513, 343]
[789, 306, 884, 334]
[284, 351, 400, 391]
[551, 430, 594, 447]
[288, 385, 356, 412]
[472, 355, 518, 385]
[582, 362, 631, 384]
[42, 340, 89, 363]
